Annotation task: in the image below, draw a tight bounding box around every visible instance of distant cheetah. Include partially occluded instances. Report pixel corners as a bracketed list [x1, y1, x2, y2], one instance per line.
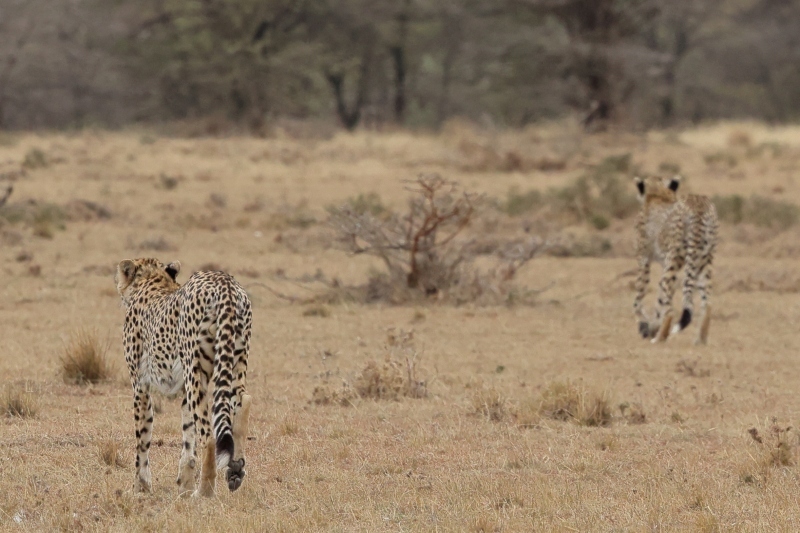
[633, 176, 718, 344]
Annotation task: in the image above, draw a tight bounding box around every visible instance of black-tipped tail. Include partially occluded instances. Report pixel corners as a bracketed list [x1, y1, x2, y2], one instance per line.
[216, 433, 234, 469]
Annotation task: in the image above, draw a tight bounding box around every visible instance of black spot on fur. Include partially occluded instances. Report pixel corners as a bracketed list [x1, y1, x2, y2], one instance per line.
[638, 322, 650, 339]
[668, 178, 680, 192]
[636, 179, 645, 196]
[679, 308, 692, 330]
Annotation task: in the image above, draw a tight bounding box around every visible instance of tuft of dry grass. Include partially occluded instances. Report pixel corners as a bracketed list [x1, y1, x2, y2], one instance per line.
[470, 385, 507, 422]
[60, 329, 115, 385]
[310, 382, 357, 407]
[353, 356, 428, 400]
[98, 439, 126, 468]
[749, 423, 795, 468]
[537, 380, 613, 427]
[22, 147, 48, 169]
[2, 382, 39, 418]
[302, 305, 330, 317]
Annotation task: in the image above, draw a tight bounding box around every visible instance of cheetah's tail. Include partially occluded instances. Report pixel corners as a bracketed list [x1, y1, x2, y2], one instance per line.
[212, 286, 237, 470]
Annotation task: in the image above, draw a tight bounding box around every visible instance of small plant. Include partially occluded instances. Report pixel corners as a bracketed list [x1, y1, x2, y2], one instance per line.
[748, 423, 794, 467]
[2, 383, 39, 418]
[345, 192, 386, 217]
[60, 329, 114, 385]
[502, 187, 543, 216]
[22, 148, 48, 170]
[470, 385, 507, 422]
[310, 382, 357, 407]
[277, 414, 299, 436]
[98, 439, 126, 468]
[302, 305, 330, 317]
[537, 380, 613, 427]
[158, 173, 180, 190]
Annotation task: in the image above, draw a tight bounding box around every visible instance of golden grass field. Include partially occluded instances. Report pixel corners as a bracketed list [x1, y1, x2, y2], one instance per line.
[3, 120, 800, 531]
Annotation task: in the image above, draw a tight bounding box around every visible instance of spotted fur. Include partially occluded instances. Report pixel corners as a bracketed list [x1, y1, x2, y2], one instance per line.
[633, 176, 718, 344]
[115, 258, 252, 497]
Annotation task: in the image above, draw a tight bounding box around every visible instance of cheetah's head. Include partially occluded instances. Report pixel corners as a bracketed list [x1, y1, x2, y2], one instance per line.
[115, 258, 181, 307]
[635, 175, 680, 204]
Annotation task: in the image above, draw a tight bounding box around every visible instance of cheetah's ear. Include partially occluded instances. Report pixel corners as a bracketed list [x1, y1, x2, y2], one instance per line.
[165, 261, 181, 281]
[668, 175, 681, 192]
[634, 177, 645, 198]
[117, 259, 137, 283]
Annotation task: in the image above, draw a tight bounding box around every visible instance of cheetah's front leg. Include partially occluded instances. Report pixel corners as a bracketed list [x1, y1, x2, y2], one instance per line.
[633, 256, 654, 339]
[176, 394, 196, 495]
[132, 383, 154, 493]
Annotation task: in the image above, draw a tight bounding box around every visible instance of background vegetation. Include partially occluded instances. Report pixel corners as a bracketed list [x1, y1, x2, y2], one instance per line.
[3, 0, 800, 131]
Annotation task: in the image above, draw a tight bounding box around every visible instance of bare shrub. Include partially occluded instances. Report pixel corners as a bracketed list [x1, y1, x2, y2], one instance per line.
[329, 174, 545, 304]
[98, 439, 126, 468]
[536, 381, 613, 427]
[60, 329, 114, 385]
[2, 383, 39, 418]
[331, 174, 476, 294]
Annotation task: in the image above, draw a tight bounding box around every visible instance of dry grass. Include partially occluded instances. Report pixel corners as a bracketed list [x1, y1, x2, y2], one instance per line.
[470, 385, 507, 422]
[60, 329, 115, 385]
[1, 382, 39, 418]
[6, 123, 800, 530]
[98, 438, 126, 468]
[535, 380, 613, 427]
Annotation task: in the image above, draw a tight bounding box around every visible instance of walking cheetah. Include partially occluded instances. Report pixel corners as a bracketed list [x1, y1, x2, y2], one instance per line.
[115, 258, 252, 497]
[633, 176, 718, 344]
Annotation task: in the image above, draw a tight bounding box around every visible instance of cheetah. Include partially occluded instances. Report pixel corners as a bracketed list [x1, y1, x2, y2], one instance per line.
[115, 258, 252, 497]
[633, 176, 718, 344]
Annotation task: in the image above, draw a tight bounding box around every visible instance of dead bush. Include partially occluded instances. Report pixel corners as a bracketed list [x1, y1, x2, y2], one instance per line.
[329, 174, 545, 305]
[2, 382, 39, 418]
[60, 329, 115, 385]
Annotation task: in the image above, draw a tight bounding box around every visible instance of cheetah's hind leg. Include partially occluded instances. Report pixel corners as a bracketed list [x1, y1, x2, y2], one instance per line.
[227, 393, 251, 492]
[653, 311, 673, 343]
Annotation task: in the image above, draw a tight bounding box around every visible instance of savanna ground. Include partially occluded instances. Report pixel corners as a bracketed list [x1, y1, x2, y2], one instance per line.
[3, 120, 800, 531]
